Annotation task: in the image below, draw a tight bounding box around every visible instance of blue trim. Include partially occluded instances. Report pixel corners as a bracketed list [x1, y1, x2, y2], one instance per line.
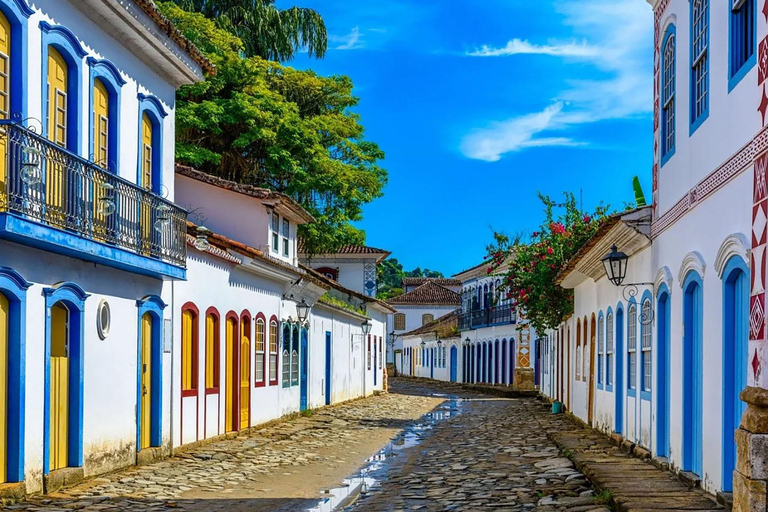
[0, 267, 30, 482]
[615, 302, 625, 433]
[682, 270, 703, 475]
[597, 310, 604, 390]
[627, 297, 638, 396]
[137, 94, 166, 194]
[721, 256, 749, 491]
[689, 0, 710, 136]
[640, 290, 653, 401]
[660, 23, 676, 167]
[43, 282, 89, 474]
[0, 213, 185, 279]
[40, 21, 85, 156]
[656, 284, 671, 458]
[605, 306, 614, 392]
[282, 323, 290, 388]
[728, 0, 756, 93]
[87, 58, 125, 174]
[324, 331, 331, 405]
[136, 296, 166, 452]
[299, 327, 308, 409]
[0, 0, 31, 120]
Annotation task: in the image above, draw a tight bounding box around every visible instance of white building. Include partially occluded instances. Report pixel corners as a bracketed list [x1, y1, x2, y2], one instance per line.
[0, 0, 210, 495]
[400, 311, 461, 382]
[300, 244, 391, 298]
[387, 278, 461, 373]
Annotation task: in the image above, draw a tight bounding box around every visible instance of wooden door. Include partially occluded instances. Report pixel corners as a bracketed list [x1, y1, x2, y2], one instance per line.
[140, 313, 151, 449]
[239, 333, 249, 430]
[50, 303, 69, 471]
[225, 318, 235, 433]
[0, 293, 7, 482]
[47, 48, 67, 223]
[588, 316, 596, 425]
[0, 11, 10, 211]
[139, 114, 153, 254]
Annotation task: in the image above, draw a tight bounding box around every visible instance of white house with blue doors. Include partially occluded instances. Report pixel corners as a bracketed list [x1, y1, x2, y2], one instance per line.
[0, 0, 210, 496]
[400, 310, 461, 383]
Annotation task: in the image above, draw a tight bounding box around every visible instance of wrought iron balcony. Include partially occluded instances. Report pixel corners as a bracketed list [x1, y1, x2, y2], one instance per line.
[0, 121, 187, 272]
[458, 306, 517, 331]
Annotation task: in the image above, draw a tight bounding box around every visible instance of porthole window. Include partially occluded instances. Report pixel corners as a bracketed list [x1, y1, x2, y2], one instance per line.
[97, 299, 111, 340]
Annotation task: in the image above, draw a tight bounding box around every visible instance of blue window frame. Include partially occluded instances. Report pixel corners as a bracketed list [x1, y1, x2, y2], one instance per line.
[640, 293, 653, 400]
[88, 58, 125, 173]
[136, 94, 167, 194]
[627, 302, 637, 397]
[605, 308, 614, 392]
[0, 0, 32, 122]
[690, 0, 709, 134]
[661, 24, 676, 165]
[597, 312, 604, 389]
[728, 0, 756, 92]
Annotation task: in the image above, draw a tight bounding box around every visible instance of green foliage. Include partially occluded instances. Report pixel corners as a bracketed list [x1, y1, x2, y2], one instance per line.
[318, 293, 368, 317]
[487, 192, 610, 333]
[593, 489, 613, 505]
[632, 176, 647, 207]
[172, 0, 327, 61]
[376, 258, 446, 300]
[159, 3, 387, 255]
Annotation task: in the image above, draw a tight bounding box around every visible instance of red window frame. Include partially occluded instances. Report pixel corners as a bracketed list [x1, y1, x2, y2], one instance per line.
[205, 307, 221, 395]
[181, 302, 200, 398]
[268, 315, 279, 386]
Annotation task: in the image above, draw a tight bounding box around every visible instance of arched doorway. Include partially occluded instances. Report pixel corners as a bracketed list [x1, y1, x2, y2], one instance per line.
[656, 288, 670, 458]
[239, 312, 251, 430]
[682, 271, 703, 476]
[615, 304, 625, 434]
[225, 313, 239, 433]
[450, 346, 458, 382]
[137, 296, 165, 452]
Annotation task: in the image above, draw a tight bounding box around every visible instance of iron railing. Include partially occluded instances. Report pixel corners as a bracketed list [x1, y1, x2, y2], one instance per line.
[458, 306, 517, 331]
[0, 121, 187, 267]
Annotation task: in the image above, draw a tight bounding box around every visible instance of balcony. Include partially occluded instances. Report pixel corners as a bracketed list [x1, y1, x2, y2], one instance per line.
[0, 121, 187, 279]
[458, 306, 517, 331]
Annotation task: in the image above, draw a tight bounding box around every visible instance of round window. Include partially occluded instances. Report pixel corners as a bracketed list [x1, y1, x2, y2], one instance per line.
[97, 300, 111, 340]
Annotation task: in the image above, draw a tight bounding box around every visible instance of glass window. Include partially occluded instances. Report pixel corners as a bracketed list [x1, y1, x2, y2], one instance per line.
[255, 318, 265, 384]
[598, 315, 604, 385]
[606, 312, 614, 387]
[730, 0, 755, 80]
[422, 314, 434, 326]
[269, 320, 278, 383]
[282, 324, 290, 386]
[642, 299, 653, 392]
[662, 28, 675, 158]
[291, 326, 299, 385]
[628, 304, 637, 390]
[691, 0, 709, 126]
[394, 313, 405, 330]
[271, 213, 279, 253]
[282, 219, 289, 257]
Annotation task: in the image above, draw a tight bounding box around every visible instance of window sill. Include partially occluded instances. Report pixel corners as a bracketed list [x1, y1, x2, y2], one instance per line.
[689, 109, 709, 136]
[181, 389, 198, 398]
[627, 388, 636, 398]
[641, 390, 652, 401]
[254, 381, 266, 388]
[205, 387, 219, 395]
[605, 384, 614, 392]
[660, 146, 675, 168]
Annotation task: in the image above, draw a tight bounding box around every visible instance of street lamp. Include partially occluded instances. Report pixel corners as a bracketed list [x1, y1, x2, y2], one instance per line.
[361, 318, 372, 335]
[602, 245, 628, 286]
[296, 298, 311, 324]
[420, 340, 426, 349]
[193, 226, 211, 251]
[436, 339, 442, 346]
[465, 337, 471, 347]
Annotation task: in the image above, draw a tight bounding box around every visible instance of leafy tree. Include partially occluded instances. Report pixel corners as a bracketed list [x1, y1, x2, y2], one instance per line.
[376, 258, 447, 300]
[405, 267, 445, 279]
[172, 0, 327, 61]
[159, 3, 386, 255]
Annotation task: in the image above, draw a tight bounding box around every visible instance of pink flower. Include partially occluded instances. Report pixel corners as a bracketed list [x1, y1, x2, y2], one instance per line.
[583, 214, 591, 223]
[547, 246, 554, 255]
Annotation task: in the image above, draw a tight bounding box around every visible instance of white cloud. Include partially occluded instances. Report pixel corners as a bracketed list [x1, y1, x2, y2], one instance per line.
[330, 27, 364, 50]
[461, 0, 652, 162]
[467, 38, 599, 58]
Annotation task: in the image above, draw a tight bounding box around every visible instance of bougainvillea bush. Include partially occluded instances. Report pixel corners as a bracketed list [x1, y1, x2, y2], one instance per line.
[486, 192, 609, 334]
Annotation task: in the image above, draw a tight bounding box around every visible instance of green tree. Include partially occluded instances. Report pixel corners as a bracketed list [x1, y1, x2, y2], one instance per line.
[377, 258, 405, 300]
[159, 3, 386, 255]
[172, 0, 327, 61]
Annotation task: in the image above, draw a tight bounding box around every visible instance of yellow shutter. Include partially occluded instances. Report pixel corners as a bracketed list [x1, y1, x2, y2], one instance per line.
[47, 48, 68, 222]
[141, 114, 152, 191]
[140, 313, 151, 449]
[240, 331, 249, 429]
[225, 318, 234, 433]
[182, 310, 192, 391]
[93, 79, 109, 167]
[50, 303, 69, 471]
[206, 315, 215, 389]
[0, 12, 10, 211]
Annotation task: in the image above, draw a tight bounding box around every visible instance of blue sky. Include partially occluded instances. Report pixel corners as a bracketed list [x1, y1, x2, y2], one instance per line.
[278, 0, 654, 276]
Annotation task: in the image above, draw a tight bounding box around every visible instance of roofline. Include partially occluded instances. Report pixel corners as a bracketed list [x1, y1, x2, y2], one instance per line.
[300, 264, 398, 313]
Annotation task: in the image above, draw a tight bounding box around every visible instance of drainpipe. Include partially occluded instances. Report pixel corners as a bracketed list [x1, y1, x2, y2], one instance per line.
[169, 279, 176, 454]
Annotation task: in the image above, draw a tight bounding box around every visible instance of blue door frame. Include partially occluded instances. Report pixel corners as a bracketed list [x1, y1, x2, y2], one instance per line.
[430, 347, 434, 379]
[324, 331, 331, 406]
[722, 258, 748, 490]
[615, 304, 625, 434]
[450, 346, 458, 382]
[509, 339, 515, 385]
[656, 288, 670, 458]
[300, 328, 308, 411]
[683, 272, 703, 475]
[373, 338, 377, 386]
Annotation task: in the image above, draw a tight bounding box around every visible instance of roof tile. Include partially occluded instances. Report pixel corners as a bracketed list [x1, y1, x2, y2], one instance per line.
[387, 281, 461, 306]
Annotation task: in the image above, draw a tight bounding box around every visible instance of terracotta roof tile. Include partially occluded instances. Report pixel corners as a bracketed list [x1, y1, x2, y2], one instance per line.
[133, 0, 215, 74]
[298, 241, 391, 260]
[401, 277, 461, 287]
[186, 234, 242, 264]
[387, 281, 461, 306]
[402, 310, 459, 337]
[176, 164, 315, 223]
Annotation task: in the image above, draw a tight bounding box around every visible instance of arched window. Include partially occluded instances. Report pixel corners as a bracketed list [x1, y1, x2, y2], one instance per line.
[661, 25, 675, 163]
[269, 318, 278, 385]
[641, 298, 653, 394]
[582, 317, 588, 381]
[282, 323, 290, 386]
[181, 303, 199, 393]
[255, 315, 266, 387]
[137, 94, 167, 193]
[628, 303, 637, 392]
[291, 324, 299, 385]
[690, 0, 709, 131]
[205, 308, 220, 392]
[422, 314, 434, 326]
[88, 58, 124, 172]
[597, 313, 604, 388]
[606, 311, 614, 388]
[575, 320, 581, 381]
[394, 313, 405, 330]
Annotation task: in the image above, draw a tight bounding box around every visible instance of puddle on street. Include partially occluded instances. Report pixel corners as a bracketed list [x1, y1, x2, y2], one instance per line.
[305, 397, 464, 512]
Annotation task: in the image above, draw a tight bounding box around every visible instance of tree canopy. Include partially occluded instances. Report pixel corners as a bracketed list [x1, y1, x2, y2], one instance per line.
[159, 3, 387, 255]
[171, 0, 327, 61]
[377, 258, 446, 300]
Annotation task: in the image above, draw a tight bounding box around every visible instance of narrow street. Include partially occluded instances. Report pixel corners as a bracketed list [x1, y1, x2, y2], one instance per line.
[4, 379, 719, 512]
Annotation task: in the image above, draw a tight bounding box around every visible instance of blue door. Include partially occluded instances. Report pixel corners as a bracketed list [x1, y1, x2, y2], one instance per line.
[509, 339, 515, 386]
[373, 339, 377, 386]
[450, 346, 458, 382]
[722, 259, 748, 490]
[656, 290, 670, 457]
[430, 347, 434, 379]
[300, 328, 309, 411]
[501, 340, 507, 385]
[324, 331, 331, 406]
[615, 306, 624, 434]
[683, 272, 703, 476]
[495, 340, 500, 384]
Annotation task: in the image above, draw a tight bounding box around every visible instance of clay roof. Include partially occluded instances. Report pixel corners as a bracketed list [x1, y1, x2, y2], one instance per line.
[185, 234, 241, 265]
[401, 277, 461, 287]
[176, 164, 315, 223]
[133, 0, 215, 74]
[402, 310, 459, 337]
[298, 241, 391, 261]
[300, 264, 397, 313]
[387, 281, 461, 306]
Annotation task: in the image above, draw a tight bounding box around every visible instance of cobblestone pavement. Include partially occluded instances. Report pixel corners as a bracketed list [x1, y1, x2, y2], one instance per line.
[347, 379, 608, 512]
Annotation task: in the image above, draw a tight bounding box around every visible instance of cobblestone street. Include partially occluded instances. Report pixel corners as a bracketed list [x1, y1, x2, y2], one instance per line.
[2, 379, 721, 511]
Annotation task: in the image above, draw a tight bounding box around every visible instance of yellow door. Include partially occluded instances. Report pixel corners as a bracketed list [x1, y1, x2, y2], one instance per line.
[50, 303, 69, 471]
[140, 313, 151, 449]
[0, 12, 10, 212]
[225, 318, 234, 433]
[240, 333, 249, 430]
[47, 48, 67, 224]
[0, 293, 8, 482]
[139, 113, 153, 255]
[92, 79, 109, 239]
